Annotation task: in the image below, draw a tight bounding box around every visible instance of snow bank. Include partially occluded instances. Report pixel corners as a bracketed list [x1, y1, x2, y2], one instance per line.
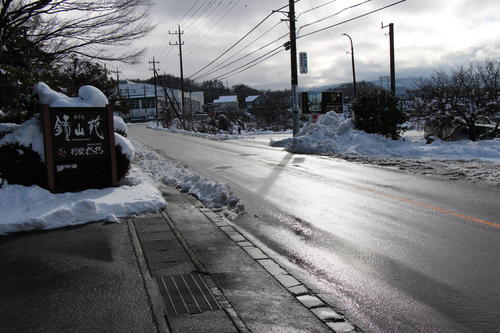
[33, 82, 108, 107]
[0, 166, 166, 235]
[133, 140, 241, 210]
[147, 122, 253, 140]
[0, 117, 45, 160]
[271, 112, 500, 162]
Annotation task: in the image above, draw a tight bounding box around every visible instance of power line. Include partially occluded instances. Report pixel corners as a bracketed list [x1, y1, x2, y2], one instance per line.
[299, 0, 372, 31]
[156, 0, 207, 58]
[192, 24, 288, 80]
[188, 1, 298, 79]
[297, 0, 338, 18]
[297, 0, 407, 39]
[210, 44, 285, 81]
[178, 0, 203, 26]
[186, 0, 224, 30]
[216, 48, 285, 81]
[305, 0, 348, 53]
[209, 0, 407, 82]
[185, 0, 244, 54]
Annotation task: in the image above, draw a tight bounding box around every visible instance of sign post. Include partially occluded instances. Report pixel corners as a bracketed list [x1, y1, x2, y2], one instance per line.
[42, 105, 118, 193]
[299, 52, 308, 74]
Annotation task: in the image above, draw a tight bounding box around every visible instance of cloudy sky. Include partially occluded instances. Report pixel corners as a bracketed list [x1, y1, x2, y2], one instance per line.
[120, 0, 500, 90]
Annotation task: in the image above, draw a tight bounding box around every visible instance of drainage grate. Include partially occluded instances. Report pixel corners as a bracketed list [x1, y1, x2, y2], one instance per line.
[156, 273, 222, 316]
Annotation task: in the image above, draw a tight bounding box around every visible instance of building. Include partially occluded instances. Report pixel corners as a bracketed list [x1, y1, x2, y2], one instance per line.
[118, 81, 204, 122]
[245, 95, 262, 112]
[213, 95, 238, 111]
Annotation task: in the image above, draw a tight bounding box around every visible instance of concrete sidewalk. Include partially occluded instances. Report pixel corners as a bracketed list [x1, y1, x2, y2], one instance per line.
[0, 219, 158, 332]
[0, 185, 358, 332]
[131, 186, 358, 333]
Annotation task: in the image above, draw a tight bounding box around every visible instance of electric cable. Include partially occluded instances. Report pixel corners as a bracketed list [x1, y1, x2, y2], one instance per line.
[299, 0, 372, 31]
[192, 22, 287, 80]
[297, 0, 406, 39]
[188, 0, 299, 79]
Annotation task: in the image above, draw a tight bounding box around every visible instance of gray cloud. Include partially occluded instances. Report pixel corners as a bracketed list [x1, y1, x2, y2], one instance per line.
[120, 0, 500, 90]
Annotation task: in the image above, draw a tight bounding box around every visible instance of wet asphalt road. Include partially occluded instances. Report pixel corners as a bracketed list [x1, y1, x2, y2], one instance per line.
[130, 125, 500, 333]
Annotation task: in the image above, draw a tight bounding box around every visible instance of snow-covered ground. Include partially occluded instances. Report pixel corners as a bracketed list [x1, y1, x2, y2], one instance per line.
[132, 140, 242, 215]
[146, 121, 292, 140]
[0, 83, 241, 235]
[0, 167, 166, 235]
[0, 140, 243, 235]
[271, 112, 500, 187]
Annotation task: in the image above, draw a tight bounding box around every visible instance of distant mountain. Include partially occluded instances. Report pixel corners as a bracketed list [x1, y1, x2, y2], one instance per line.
[309, 77, 419, 94]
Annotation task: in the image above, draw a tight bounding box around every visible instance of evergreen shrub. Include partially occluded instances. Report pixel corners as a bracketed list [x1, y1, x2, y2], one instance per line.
[352, 89, 407, 140]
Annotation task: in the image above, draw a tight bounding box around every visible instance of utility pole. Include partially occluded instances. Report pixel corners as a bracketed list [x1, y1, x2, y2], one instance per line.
[288, 0, 299, 137]
[110, 67, 122, 98]
[342, 33, 357, 99]
[149, 57, 160, 126]
[169, 25, 186, 126]
[381, 22, 396, 95]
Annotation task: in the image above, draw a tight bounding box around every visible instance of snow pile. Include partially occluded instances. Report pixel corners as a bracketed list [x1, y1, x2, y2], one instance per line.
[33, 82, 108, 107]
[114, 132, 135, 160]
[271, 112, 500, 162]
[133, 140, 241, 210]
[0, 122, 19, 133]
[147, 122, 253, 140]
[113, 115, 128, 135]
[0, 117, 45, 160]
[0, 166, 166, 235]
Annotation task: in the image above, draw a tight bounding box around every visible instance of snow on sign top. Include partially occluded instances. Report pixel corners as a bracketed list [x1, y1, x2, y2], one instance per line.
[33, 82, 108, 108]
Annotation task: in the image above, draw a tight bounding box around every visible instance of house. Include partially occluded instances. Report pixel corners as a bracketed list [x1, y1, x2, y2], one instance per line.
[118, 81, 205, 122]
[212, 95, 239, 113]
[245, 95, 262, 112]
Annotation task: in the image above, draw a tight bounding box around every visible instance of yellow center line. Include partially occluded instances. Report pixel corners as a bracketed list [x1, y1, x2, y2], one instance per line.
[351, 185, 500, 229]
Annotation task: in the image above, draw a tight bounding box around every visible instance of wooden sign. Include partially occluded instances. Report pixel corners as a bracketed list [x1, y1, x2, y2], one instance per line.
[42, 105, 118, 192]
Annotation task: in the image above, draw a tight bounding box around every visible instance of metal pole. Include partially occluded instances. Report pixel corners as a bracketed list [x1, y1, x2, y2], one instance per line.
[342, 33, 357, 99]
[289, 0, 299, 137]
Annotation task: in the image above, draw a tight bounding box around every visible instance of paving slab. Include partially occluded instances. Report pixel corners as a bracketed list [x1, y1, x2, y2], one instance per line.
[162, 188, 332, 333]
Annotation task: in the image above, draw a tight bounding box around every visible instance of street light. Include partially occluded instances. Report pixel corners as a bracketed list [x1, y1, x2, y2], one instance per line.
[342, 33, 357, 99]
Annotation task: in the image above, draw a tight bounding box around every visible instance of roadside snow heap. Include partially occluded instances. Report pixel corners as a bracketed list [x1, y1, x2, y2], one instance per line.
[271, 112, 500, 161]
[0, 83, 165, 235]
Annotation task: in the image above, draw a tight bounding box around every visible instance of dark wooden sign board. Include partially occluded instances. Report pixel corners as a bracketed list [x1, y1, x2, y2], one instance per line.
[301, 91, 344, 114]
[41, 105, 118, 193]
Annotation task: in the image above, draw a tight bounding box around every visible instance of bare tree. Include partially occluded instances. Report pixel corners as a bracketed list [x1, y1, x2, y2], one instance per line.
[0, 0, 155, 63]
[412, 59, 500, 141]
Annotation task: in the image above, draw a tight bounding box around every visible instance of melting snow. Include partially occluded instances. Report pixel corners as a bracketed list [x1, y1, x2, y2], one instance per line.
[271, 112, 500, 186]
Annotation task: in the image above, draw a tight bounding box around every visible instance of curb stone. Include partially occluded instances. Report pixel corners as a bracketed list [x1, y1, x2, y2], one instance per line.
[198, 208, 361, 333]
[128, 220, 171, 333]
